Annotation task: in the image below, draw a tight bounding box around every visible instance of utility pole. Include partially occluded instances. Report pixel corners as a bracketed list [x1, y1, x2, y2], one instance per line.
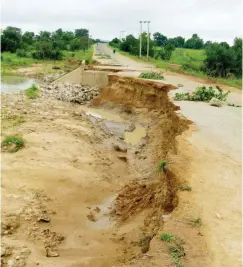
[120, 30, 125, 40]
[139, 21, 142, 57]
[147, 21, 150, 58]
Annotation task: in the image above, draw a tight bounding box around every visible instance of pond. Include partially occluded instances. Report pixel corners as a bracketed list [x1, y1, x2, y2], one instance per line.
[1, 76, 38, 93]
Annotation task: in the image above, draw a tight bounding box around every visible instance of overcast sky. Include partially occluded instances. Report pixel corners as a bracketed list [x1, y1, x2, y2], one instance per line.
[1, 0, 242, 44]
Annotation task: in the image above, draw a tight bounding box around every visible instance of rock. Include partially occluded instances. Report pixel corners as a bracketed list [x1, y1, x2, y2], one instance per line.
[87, 211, 96, 222]
[216, 213, 221, 219]
[112, 142, 127, 153]
[125, 123, 135, 132]
[1, 244, 13, 257]
[177, 84, 184, 87]
[37, 215, 51, 223]
[118, 155, 127, 162]
[162, 215, 170, 222]
[209, 97, 223, 107]
[52, 66, 60, 70]
[7, 260, 14, 267]
[45, 247, 59, 257]
[94, 207, 100, 213]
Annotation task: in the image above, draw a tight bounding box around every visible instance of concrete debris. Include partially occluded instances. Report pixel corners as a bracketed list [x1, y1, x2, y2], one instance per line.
[41, 83, 100, 105]
[112, 142, 127, 153]
[37, 215, 51, 223]
[43, 73, 64, 84]
[45, 247, 59, 257]
[209, 97, 223, 107]
[125, 123, 135, 132]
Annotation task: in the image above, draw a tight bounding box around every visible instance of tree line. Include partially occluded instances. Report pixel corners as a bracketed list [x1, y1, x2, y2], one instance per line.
[1, 26, 97, 60]
[109, 32, 242, 78]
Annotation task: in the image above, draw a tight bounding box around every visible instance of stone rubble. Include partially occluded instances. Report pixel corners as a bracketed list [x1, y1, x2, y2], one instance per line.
[41, 83, 100, 105]
[209, 97, 223, 107]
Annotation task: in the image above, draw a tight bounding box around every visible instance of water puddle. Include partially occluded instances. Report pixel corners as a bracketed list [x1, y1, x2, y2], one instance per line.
[124, 126, 146, 145]
[1, 75, 38, 93]
[88, 196, 116, 230]
[81, 106, 146, 145]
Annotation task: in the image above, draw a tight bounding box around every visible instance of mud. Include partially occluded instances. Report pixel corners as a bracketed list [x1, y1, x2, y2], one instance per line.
[1, 75, 208, 267]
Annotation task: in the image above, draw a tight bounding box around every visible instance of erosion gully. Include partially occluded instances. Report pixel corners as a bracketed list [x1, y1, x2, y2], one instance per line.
[1, 74, 211, 267]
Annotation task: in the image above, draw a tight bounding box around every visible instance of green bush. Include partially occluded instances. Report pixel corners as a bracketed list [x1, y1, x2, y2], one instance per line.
[139, 71, 164, 80]
[25, 84, 40, 99]
[2, 136, 25, 152]
[16, 49, 28, 57]
[174, 86, 230, 102]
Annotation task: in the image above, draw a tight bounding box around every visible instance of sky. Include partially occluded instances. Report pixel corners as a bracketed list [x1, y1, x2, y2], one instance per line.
[1, 0, 242, 44]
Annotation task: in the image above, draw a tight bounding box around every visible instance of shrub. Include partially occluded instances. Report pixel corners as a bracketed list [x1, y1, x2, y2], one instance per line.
[157, 160, 167, 172]
[2, 136, 25, 152]
[174, 86, 230, 102]
[139, 71, 164, 80]
[16, 49, 27, 57]
[25, 84, 40, 99]
[32, 41, 63, 60]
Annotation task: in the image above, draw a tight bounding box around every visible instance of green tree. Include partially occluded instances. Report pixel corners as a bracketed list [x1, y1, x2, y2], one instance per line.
[231, 37, 242, 77]
[75, 29, 88, 37]
[1, 26, 22, 52]
[109, 37, 121, 48]
[155, 42, 175, 60]
[169, 36, 185, 48]
[32, 41, 63, 60]
[204, 42, 234, 77]
[39, 31, 51, 41]
[184, 34, 204, 49]
[22, 31, 35, 46]
[120, 34, 138, 54]
[204, 40, 212, 48]
[153, 32, 167, 46]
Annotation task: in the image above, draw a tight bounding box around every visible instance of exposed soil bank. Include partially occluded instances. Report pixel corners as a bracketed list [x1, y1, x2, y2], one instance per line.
[2, 75, 212, 267]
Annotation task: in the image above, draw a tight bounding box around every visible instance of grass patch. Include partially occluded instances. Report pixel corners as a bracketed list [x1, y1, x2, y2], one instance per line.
[139, 71, 164, 80]
[160, 232, 185, 267]
[1, 111, 26, 129]
[174, 85, 230, 102]
[178, 185, 192, 191]
[25, 84, 40, 99]
[2, 135, 25, 152]
[190, 217, 202, 228]
[169, 245, 185, 266]
[160, 233, 176, 242]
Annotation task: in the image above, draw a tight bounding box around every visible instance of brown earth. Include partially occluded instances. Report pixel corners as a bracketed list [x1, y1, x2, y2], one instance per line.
[0, 75, 234, 267]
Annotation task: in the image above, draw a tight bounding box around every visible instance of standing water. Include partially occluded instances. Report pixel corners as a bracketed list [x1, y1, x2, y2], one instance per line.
[1, 76, 37, 93]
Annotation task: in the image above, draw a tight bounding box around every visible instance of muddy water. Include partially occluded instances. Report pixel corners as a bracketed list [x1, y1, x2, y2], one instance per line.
[81, 106, 146, 145]
[88, 196, 116, 230]
[1, 75, 38, 92]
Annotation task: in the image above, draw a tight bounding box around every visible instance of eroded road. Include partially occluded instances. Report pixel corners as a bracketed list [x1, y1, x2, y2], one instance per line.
[1, 44, 241, 267]
[94, 43, 242, 267]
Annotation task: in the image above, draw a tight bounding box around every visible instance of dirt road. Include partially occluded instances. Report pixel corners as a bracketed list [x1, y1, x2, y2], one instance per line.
[94, 44, 242, 267]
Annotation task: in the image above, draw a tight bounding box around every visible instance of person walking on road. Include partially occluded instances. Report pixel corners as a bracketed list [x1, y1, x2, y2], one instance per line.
[113, 49, 116, 54]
